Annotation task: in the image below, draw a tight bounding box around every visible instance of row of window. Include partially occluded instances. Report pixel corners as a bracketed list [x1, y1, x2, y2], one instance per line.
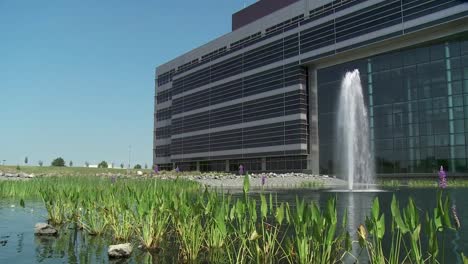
[171, 0, 464, 97]
[172, 149, 308, 162]
[171, 64, 305, 115]
[156, 89, 171, 104]
[165, 155, 308, 172]
[321, 158, 468, 174]
[320, 121, 468, 144]
[155, 145, 170, 157]
[319, 69, 468, 114]
[155, 126, 171, 139]
[156, 107, 171, 121]
[171, 42, 301, 97]
[371, 133, 468, 150]
[171, 90, 307, 135]
[171, 120, 308, 155]
[157, 0, 464, 87]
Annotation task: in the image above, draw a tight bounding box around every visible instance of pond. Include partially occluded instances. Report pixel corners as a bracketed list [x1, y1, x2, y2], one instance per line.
[1, 187, 467, 263]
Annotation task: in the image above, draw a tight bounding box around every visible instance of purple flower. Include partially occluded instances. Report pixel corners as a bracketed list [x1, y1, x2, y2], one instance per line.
[239, 165, 244, 175]
[261, 175, 266, 186]
[110, 176, 116, 184]
[438, 165, 447, 189]
[154, 165, 159, 174]
[175, 166, 180, 173]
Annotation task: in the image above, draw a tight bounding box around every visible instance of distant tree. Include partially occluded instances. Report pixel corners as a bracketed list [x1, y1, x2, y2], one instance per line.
[69, 161, 73, 167]
[51, 157, 65, 167]
[16, 165, 21, 171]
[120, 163, 124, 169]
[144, 163, 148, 169]
[85, 161, 89, 167]
[24, 156, 28, 164]
[38, 160, 43, 167]
[98, 161, 108, 168]
[134, 164, 142, 169]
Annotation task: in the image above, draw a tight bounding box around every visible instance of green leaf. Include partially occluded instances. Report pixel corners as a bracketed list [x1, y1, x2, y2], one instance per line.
[357, 225, 367, 248]
[249, 229, 261, 241]
[243, 175, 250, 194]
[285, 203, 291, 224]
[391, 194, 408, 233]
[260, 194, 267, 219]
[372, 197, 380, 221]
[342, 208, 348, 229]
[461, 253, 468, 264]
[275, 203, 284, 225]
[411, 224, 421, 242]
[269, 193, 273, 213]
[377, 214, 385, 239]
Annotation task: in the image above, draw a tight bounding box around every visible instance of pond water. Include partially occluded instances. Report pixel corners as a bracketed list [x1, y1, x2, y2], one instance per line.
[1, 187, 467, 263]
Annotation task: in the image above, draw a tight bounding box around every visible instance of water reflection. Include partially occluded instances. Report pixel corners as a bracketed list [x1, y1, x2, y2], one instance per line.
[343, 192, 375, 262]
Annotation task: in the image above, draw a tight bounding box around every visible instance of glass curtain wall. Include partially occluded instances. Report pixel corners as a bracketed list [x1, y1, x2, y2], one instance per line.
[318, 35, 468, 174]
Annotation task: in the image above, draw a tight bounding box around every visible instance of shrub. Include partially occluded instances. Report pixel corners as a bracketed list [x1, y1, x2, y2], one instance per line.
[134, 164, 142, 169]
[51, 157, 65, 167]
[98, 161, 108, 168]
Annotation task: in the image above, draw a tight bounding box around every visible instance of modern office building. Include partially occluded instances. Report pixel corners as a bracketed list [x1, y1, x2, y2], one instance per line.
[154, 0, 468, 175]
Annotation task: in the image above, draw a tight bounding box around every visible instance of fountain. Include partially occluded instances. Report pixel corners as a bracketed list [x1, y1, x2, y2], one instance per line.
[336, 69, 374, 190]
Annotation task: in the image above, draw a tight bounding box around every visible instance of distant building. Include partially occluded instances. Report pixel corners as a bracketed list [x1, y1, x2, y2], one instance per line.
[86, 163, 114, 169]
[154, 0, 468, 175]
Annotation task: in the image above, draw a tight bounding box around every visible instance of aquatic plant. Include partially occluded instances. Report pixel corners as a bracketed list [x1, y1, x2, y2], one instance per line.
[285, 196, 350, 264]
[439, 166, 447, 189]
[80, 205, 107, 235]
[1, 175, 465, 263]
[239, 164, 244, 175]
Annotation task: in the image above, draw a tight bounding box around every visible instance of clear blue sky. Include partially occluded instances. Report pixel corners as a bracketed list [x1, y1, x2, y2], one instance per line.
[0, 0, 256, 167]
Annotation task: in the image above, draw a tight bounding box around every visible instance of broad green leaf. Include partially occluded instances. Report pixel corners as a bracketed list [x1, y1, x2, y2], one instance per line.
[275, 203, 284, 225]
[372, 197, 380, 221]
[391, 195, 408, 233]
[260, 194, 267, 219]
[377, 214, 385, 239]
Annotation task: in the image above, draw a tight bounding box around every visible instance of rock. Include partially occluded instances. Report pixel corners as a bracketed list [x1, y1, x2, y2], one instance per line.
[137, 171, 143, 176]
[108, 243, 133, 258]
[28, 173, 35, 178]
[34, 223, 58, 236]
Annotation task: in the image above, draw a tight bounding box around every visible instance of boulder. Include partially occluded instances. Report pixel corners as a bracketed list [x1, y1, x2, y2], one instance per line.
[137, 171, 143, 176]
[34, 223, 58, 236]
[108, 243, 133, 258]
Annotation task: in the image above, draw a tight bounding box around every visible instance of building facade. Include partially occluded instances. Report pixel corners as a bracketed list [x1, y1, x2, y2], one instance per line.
[155, 0, 468, 175]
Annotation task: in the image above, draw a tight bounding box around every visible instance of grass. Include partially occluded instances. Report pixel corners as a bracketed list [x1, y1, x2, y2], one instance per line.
[299, 180, 325, 188]
[379, 179, 468, 188]
[0, 165, 152, 176]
